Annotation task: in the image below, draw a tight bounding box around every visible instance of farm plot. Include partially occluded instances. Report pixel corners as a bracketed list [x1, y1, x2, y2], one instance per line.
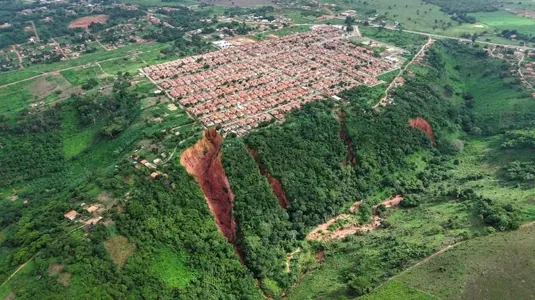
[143, 26, 403, 136]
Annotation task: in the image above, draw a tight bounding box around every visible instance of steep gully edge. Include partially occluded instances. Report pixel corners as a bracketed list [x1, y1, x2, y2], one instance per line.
[409, 117, 436, 144]
[246, 145, 290, 209]
[335, 108, 357, 167]
[180, 129, 244, 260]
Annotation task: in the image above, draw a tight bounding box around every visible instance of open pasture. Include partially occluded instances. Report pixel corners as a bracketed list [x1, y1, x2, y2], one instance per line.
[470, 11, 535, 36]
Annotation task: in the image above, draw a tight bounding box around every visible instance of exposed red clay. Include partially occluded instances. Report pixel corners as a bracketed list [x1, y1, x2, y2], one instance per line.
[306, 195, 403, 241]
[336, 109, 357, 167]
[246, 146, 289, 209]
[409, 117, 436, 143]
[180, 129, 237, 242]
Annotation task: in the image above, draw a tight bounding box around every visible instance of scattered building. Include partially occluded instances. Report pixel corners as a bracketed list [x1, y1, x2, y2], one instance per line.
[64, 210, 78, 221]
[86, 205, 99, 213]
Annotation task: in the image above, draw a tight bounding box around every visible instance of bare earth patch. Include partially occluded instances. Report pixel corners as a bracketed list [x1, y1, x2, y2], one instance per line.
[68, 15, 109, 29]
[48, 263, 64, 276]
[306, 196, 403, 242]
[167, 103, 178, 111]
[104, 235, 136, 268]
[58, 272, 72, 286]
[228, 36, 257, 46]
[28, 77, 58, 98]
[98, 192, 110, 202]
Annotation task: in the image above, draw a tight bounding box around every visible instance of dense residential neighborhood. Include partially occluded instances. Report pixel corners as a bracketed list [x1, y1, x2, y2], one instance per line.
[143, 26, 403, 135]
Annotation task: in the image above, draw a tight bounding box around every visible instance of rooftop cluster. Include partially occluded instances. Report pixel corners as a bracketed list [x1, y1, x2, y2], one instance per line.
[143, 26, 401, 135]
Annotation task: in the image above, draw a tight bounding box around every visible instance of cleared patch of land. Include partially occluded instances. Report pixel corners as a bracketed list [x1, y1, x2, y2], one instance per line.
[68, 15, 109, 29]
[104, 235, 136, 268]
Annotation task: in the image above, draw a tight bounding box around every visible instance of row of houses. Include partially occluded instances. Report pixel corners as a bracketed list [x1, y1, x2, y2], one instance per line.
[143, 26, 400, 135]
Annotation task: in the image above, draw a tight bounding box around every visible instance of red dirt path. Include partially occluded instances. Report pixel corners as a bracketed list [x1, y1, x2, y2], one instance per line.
[180, 129, 237, 242]
[246, 146, 289, 209]
[409, 117, 436, 143]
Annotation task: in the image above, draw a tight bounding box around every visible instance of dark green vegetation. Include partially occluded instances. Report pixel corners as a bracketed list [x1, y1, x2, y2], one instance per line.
[246, 101, 357, 234]
[222, 140, 296, 296]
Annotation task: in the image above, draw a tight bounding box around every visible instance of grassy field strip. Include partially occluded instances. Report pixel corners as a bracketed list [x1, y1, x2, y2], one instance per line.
[374, 37, 432, 108]
[370, 25, 535, 50]
[369, 221, 535, 298]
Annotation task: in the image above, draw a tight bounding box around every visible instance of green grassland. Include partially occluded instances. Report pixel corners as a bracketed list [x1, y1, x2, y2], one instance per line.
[264, 25, 312, 36]
[471, 11, 535, 36]
[320, 0, 452, 30]
[359, 27, 428, 54]
[392, 224, 535, 299]
[121, 0, 199, 6]
[60, 66, 105, 86]
[151, 248, 196, 289]
[363, 280, 437, 300]
[0, 81, 33, 117]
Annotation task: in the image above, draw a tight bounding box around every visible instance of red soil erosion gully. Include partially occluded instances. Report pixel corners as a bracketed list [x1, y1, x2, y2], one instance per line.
[409, 117, 436, 143]
[180, 129, 237, 243]
[180, 129, 290, 262]
[246, 146, 289, 209]
[336, 109, 357, 167]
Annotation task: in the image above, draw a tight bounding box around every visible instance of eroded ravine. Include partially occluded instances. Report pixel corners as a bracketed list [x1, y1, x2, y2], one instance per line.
[246, 145, 290, 209]
[409, 117, 436, 143]
[180, 129, 237, 242]
[335, 109, 357, 167]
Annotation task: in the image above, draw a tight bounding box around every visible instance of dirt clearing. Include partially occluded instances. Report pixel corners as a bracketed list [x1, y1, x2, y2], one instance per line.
[306, 196, 403, 242]
[68, 15, 109, 29]
[228, 36, 257, 46]
[409, 117, 436, 143]
[104, 235, 136, 268]
[48, 263, 64, 276]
